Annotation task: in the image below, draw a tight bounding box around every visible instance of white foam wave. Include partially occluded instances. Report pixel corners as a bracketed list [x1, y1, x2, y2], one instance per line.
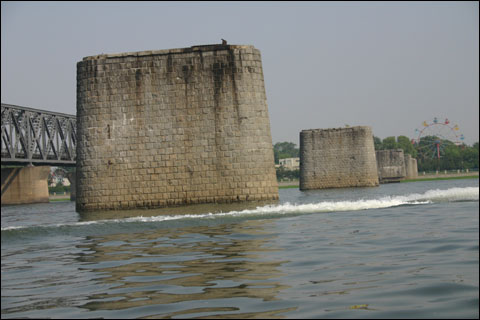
[406, 187, 478, 202]
[2, 187, 477, 231]
[1, 226, 25, 231]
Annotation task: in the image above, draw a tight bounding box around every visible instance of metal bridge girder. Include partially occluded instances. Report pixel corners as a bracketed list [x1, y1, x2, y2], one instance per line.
[1, 103, 76, 166]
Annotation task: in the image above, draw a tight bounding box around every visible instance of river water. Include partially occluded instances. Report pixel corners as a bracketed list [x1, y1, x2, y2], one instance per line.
[1, 179, 478, 318]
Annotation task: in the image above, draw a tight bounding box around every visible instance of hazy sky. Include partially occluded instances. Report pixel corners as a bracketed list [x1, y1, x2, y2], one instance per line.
[2, 1, 478, 145]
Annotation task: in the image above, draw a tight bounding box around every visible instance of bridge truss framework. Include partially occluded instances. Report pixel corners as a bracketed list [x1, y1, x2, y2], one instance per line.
[1, 103, 76, 166]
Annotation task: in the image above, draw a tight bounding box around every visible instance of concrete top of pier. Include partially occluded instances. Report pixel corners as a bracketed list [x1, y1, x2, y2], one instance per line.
[82, 44, 255, 61]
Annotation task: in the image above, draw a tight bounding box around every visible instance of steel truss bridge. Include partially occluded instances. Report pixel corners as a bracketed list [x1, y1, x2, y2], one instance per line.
[1, 103, 76, 166]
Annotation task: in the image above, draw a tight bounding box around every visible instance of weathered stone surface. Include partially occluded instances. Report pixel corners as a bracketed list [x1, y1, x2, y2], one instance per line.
[376, 149, 406, 183]
[1, 166, 50, 205]
[404, 153, 418, 179]
[76, 44, 278, 211]
[299, 126, 379, 190]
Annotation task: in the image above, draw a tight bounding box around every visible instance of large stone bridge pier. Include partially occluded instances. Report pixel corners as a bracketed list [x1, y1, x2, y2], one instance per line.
[76, 44, 278, 211]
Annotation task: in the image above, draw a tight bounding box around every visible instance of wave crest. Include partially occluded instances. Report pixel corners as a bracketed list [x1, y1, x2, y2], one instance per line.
[2, 187, 477, 231]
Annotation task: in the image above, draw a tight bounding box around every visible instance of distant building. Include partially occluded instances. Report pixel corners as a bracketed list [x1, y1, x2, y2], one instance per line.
[278, 157, 300, 170]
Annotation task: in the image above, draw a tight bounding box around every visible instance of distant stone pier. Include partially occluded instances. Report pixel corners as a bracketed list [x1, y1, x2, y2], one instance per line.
[375, 149, 406, 183]
[376, 150, 418, 183]
[404, 154, 418, 179]
[299, 126, 379, 190]
[76, 44, 278, 211]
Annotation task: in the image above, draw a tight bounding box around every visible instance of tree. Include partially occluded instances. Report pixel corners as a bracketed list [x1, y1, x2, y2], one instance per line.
[382, 136, 397, 150]
[47, 171, 55, 186]
[273, 142, 299, 164]
[397, 135, 417, 158]
[374, 134, 478, 172]
[442, 144, 461, 170]
[463, 143, 479, 169]
[49, 180, 70, 194]
[373, 136, 383, 150]
[276, 166, 300, 181]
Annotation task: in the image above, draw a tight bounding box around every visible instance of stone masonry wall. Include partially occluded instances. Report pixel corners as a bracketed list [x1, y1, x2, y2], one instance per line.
[375, 149, 406, 183]
[299, 126, 379, 190]
[404, 154, 418, 179]
[76, 44, 278, 211]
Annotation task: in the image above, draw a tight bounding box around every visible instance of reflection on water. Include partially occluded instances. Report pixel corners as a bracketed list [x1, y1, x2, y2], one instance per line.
[3, 181, 477, 318]
[75, 219, 295, 318]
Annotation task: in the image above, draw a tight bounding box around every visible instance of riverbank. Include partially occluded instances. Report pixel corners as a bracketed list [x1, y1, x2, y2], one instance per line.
[278, 171, 479, 188]
[401, 173, 479, 183]
[49, 193, 71, 202]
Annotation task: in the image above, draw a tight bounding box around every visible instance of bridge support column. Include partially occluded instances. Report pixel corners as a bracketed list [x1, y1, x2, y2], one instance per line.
[1, 166, 50, 205]
[66, 171, 76, 201]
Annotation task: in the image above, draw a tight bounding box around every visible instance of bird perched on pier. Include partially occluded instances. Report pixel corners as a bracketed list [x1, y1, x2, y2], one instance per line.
[221, 39, 227, 45]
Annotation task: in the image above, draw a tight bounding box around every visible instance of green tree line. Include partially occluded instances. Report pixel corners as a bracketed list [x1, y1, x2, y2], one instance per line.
[276, 167, 300, 181]
[374, 135, 479, 172]
[273, 142, 299, 164]
[49, 183, 71, 194]
[273, 137, 478, 179]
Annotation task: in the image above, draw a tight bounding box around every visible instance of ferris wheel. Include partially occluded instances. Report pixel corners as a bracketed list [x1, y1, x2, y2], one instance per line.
[412, 117, 465, 159]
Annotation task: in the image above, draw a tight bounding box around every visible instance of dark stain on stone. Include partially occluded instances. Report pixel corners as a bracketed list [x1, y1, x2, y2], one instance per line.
[135, 68, 142, 82]
[182, 64, 193, 106]
[167, 54, 173, 73]
[212, 51, 243, 127]
[135, 68, 144, 116]
[212, 52, 224, 177]
[135, 68, 143, 98]
[228, 49, 242, 125]
[199, 51, 204, 68]
[182, 65, 192, 84]
[212, 62, 224, 98]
